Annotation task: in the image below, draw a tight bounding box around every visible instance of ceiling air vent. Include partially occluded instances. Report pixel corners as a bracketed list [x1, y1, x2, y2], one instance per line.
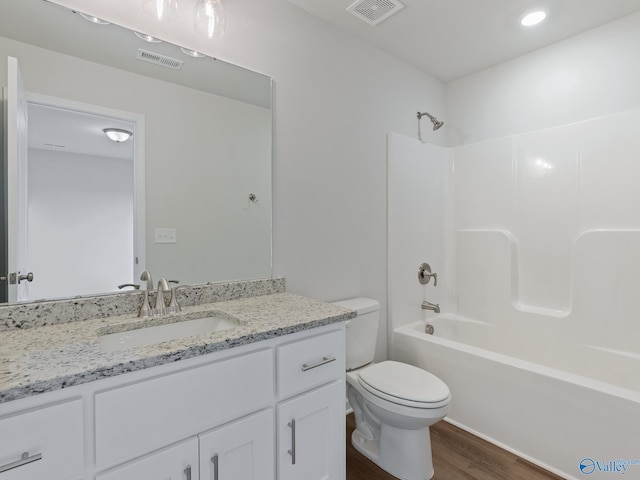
[347, 0, 404, 26]
[136, 49, 184, 70]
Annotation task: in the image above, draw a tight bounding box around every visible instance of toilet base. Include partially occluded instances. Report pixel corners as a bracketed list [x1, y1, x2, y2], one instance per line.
[351, 424, 435, 480]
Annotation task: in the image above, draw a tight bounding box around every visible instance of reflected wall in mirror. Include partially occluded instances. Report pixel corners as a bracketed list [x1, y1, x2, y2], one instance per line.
[0, 0, 272, 304]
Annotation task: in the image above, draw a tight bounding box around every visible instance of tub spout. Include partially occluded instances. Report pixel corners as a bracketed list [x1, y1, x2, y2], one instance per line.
[421, 301, 440, 313]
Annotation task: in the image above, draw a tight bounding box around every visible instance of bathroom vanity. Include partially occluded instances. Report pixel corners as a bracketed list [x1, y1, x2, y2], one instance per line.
[0, 280, 353, 480]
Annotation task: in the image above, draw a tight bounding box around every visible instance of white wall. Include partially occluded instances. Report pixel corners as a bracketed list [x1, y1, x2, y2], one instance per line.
[48, 0, 446, 360]
[446, 11, 640, 146]
[26, 149, 133, 300]
[441, 10, 640, 346]
[387, 133, 450, 335]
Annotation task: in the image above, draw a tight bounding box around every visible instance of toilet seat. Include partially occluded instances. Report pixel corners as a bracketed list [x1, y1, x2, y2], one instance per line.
[358, 361, 450, 408]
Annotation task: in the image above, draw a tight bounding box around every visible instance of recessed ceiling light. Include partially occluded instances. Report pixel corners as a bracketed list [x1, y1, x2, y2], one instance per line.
[521, 10, 547, 27]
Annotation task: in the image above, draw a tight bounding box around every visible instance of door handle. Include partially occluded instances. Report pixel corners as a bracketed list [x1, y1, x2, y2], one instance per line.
[18, 272, 34, 283]
[0, 272, 34, 284]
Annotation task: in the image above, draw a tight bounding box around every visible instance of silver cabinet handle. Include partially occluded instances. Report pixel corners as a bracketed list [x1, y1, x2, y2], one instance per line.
[211, 453, 219, 480]
[287, 419, 296, 465]
[184, 465, 192, 480]
[0, 452, 43, 473]
[301, 356, 336, 372]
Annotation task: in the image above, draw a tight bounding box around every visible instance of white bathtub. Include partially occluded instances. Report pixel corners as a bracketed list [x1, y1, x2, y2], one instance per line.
[393, 316, 640, 480]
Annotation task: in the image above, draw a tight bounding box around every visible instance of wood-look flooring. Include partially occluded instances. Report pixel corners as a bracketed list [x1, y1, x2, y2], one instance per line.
[346, 414, 565, 480]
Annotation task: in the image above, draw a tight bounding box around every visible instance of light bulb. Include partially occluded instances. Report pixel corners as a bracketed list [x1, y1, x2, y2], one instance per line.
[194, 0, 226, 39]
[142, 0, 178, 22]
[103, 128, 133, 143]
[520, 10, 547, 27]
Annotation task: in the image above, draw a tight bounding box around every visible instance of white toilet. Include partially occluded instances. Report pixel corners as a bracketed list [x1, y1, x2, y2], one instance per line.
[333, 298, 450, 480]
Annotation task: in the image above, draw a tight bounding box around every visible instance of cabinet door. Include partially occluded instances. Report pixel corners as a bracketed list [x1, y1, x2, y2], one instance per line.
[277, 381, 345, 480]
[199, 409, 274, 480]
[96, 437, 198, 480]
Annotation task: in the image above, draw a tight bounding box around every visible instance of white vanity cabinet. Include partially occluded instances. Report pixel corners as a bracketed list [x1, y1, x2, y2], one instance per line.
[96, 409, 274, 480]
[0, 322, 346, 480]
[276, 329, 346, 480]
[277, 382, 344, 480]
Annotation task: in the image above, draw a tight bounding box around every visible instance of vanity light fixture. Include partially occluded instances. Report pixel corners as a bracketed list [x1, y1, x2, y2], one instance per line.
[78, 12, 110, 25]
[134, 31, 163, 43]
[194, 0, 226, 39]
[103, 128, 133, 143]
[520, 10, 547, 27]
[181, 47, 206, 58]
[142, 0, 179, 22]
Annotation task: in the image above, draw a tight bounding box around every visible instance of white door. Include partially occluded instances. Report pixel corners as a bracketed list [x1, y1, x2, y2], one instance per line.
[96, 437, 198, 480]
[3, 56, 31, 302]
[199, 409, 275, 480]
[277, 381, 345, 480]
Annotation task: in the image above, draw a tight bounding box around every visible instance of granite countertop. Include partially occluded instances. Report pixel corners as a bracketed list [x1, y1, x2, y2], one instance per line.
[0, 292, 354, 404]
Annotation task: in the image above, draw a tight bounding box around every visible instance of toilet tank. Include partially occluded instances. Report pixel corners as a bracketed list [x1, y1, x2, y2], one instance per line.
[331, 297, 380, 371]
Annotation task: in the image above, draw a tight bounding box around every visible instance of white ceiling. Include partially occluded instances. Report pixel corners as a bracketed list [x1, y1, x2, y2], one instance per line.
[0, 0, 271, 109]
[287, 0, 640, 82]
[29, 104, 135, 160]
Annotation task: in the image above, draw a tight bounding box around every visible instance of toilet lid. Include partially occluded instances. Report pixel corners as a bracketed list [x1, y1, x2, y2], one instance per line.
[358, 361, 450, 406]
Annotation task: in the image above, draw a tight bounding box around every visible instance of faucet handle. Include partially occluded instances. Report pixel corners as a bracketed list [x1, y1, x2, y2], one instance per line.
[418, 263, 438, 287]
[138, 290, 152, 317]
[167, 283, 186, 315]
[118, 283, 140, 290]
[153, 278, 170, 316]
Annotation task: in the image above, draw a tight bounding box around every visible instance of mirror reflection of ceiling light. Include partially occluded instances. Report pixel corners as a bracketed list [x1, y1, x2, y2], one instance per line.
[521, 10, 547, 27]
[103, 128, 133, 143]
[181, 47, 206, 58]
[78, 12, 110, 25]
[134, 31, 163, 43]
[535, 158, 554, 171]
[194, 0, 226, 39]
[142, 0, 179, 22]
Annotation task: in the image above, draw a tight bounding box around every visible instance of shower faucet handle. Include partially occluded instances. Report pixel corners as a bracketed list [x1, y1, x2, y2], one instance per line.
[418, 263, 438, 287]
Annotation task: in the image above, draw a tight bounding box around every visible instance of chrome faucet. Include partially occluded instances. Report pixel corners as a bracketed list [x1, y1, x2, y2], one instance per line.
[153, 278, 170, 316]
[421, 300, 440, 313]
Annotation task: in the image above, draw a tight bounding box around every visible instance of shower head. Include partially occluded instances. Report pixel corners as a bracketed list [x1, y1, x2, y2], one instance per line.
[417, 111, 444, 131]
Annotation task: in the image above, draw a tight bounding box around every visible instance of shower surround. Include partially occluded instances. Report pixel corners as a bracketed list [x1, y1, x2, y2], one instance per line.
[387, 110, 640, 478]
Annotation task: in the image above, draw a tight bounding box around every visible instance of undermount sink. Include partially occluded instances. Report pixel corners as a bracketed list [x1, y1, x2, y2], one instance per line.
[98, 313, 240, 353]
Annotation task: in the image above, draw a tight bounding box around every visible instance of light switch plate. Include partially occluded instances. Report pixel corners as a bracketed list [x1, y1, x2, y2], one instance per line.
[154, 228, 177, 244]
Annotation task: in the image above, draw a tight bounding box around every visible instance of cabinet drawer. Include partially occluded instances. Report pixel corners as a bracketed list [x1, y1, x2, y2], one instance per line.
[0, 399, 84, 480]
[277, 329, 345, 399]
[97, 437, 198, 480]
[95, 348, 274, 468]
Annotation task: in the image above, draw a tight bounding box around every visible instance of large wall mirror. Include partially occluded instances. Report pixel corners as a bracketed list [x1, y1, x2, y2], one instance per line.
[0, 0, 272, 304]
